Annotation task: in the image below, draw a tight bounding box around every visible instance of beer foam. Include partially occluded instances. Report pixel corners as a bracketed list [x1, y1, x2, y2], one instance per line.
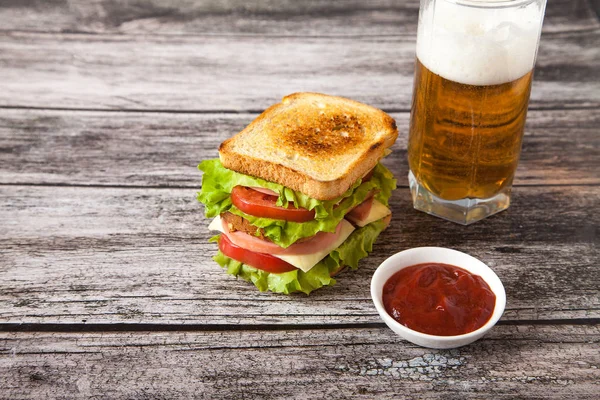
[416, 0, 545, 86]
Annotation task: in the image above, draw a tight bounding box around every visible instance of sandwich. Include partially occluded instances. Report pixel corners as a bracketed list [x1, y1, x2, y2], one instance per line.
[197, 92, 398, 294]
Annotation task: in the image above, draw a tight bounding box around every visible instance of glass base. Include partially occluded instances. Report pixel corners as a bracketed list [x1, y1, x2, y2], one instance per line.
[408, 171, 511, 225]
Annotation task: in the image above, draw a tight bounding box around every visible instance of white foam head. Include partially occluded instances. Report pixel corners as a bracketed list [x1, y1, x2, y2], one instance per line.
[416, 0, 546, 86]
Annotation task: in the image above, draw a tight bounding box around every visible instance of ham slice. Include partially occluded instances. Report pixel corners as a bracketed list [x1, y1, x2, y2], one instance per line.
[250, 187, 279, 197]
[221, 217, 343, 256]
[346, 195, 375, 224]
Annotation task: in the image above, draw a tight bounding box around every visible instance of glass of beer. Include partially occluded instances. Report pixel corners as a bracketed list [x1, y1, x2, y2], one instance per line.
[408, 0, 547, 224]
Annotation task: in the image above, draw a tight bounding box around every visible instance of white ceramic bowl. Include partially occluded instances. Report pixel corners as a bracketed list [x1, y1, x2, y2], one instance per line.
[371, 247, 506, 349]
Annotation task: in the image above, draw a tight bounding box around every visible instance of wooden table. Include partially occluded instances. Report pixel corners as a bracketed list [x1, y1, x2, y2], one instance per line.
[1, 1, 598, 398]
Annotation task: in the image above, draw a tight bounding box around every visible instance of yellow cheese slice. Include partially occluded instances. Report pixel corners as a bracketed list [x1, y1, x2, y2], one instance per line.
[354, 199, 391, 227]
[274, 220, 355, 272]
[208, 215, 225, 232]
[207, 216, 355, 273]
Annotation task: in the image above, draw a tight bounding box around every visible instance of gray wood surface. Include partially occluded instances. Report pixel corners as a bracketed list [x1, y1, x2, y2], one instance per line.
[1, 0, 599, 398]
[1, 29, 598, 112]
[0, 108, 598, 187]
[1, 325, 599, 399]
[0, 0, 596, 35]
[1, 184, 598, 325]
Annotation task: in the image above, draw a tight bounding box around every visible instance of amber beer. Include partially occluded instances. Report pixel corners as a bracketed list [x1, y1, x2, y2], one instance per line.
[408, 0, 546, 224]
[408, 59, 533, 201]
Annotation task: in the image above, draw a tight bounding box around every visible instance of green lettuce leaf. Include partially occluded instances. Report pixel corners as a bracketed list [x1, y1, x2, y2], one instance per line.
[198, 159, 396, 247]
[213, 251, 335, 295]
[212, 217, 389, 295]
[198, 158, 358, 219]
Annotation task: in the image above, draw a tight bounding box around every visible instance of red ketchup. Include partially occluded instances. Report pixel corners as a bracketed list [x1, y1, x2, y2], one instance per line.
[382, 263, 496, 336]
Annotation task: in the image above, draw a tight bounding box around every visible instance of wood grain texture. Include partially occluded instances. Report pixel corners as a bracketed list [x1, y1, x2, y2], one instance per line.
[0, 28, 598, 112]
[592, 0, 600, 19]
[0, 0, 598, 397]
[0, 108, 598, 187]
[0, 0, 597, 35]
[1, 325, 599, 399]
[1, 184, 597, 325]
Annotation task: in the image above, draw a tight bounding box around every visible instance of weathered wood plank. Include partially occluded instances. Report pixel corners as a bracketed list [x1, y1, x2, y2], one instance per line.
[0, 29, 598, 111]
[0, 108, 598, 187]
[593, 0, 600, 19]
[0, 0, 596, 36]
[0, 1, 596, 395]
[1, 184, 597, 324]
[1, 325, 599, 399]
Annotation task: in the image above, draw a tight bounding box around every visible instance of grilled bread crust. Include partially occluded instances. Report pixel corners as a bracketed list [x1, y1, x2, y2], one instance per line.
[219, 93, 398, 200]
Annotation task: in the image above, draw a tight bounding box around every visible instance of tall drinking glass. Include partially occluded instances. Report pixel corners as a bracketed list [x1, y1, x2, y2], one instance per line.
[408, 0, 547, 224]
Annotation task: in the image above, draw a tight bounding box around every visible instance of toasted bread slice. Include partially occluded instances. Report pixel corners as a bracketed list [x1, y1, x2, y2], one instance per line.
[219, 92, 398, 200]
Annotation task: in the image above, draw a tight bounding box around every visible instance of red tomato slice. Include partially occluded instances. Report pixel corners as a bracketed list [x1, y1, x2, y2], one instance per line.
[218, 234, 298, 273]
[231, 186, 316, 222]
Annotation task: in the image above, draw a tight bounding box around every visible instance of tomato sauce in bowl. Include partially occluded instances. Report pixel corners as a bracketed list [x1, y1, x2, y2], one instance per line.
[382, 263, 496, 336]
[370, 247, 506, 348]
